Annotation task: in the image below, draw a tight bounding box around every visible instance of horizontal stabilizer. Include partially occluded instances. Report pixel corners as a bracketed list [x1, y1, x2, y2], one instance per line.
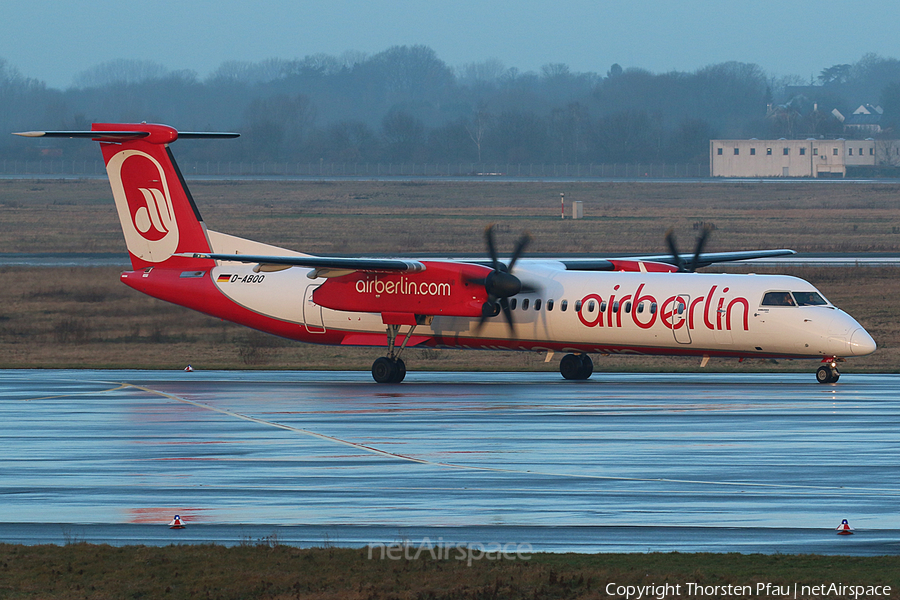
[13, 130, 239, 142]
[176, 252, 427, 273]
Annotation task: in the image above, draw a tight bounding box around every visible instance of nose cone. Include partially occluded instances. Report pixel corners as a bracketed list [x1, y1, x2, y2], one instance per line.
[849, 328, 877, 356]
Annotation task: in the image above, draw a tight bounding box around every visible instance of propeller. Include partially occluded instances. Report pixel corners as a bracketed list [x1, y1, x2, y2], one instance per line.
[665, 224, 712, 272]
[466, 225, 536, 332]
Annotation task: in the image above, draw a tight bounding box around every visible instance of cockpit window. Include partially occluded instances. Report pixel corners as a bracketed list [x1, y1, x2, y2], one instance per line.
[793, 291, 827, 306]
[761, 291, 796, 306]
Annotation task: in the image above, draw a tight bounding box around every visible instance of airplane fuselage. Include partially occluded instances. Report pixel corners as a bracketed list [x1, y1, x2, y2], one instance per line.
[123, 261, 874, 361]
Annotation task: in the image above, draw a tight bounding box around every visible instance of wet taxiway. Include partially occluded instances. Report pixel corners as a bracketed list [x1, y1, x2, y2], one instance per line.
[1, 370, 898, 554]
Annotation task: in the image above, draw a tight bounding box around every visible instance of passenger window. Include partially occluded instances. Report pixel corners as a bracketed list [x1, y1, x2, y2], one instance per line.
[613, 301, 620, 313]
[637, 302, 644, 314]
[574, 300, 582, 311]
[650, 302, 657, 314]
[522, 298, 530, 310]
[560, 300, 567, 312]
[624, 301, 632, 314]
[761, 291, 796, 306]
[534, 299, 542, 311]
[793, 291, 827, 306]
[587, 300, 595, 312]
[600, 301, 607, 312]
[510, 298, 517, 310]
[547, 299, 554, 311]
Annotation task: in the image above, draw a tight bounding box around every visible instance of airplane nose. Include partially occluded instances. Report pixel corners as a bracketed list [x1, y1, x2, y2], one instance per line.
[849, 328, 877, 356]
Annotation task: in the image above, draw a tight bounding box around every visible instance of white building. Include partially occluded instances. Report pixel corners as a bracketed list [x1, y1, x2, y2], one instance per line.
[710, 139, 876, 177]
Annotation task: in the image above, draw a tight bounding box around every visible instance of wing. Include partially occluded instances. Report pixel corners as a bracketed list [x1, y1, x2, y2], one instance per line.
[560, 249, 796, 271]
[176, 252, 426, 277]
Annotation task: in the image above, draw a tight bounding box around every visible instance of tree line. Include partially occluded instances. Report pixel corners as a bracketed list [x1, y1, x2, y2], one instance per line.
[3, 49, 900, 166]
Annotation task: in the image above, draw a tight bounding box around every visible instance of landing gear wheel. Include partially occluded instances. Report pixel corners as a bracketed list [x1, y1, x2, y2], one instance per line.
[392, 358, 406, 383]
[579, 354, 594, 379]
[816, 365, 840, 384]
[560, 353, 593, 380]
[372, 357, 407, 384]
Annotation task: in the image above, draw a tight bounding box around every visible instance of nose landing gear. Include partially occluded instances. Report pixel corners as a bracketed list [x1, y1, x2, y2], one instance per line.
[816, 361, 840, 384]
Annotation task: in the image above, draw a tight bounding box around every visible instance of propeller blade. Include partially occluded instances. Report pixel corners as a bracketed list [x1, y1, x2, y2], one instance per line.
[507, 232, 531, 273]
[688, 224, 712, 272]
[499, 297, 516, 334]
[484, 224, 502, 272]
[665, 228, 684, 271]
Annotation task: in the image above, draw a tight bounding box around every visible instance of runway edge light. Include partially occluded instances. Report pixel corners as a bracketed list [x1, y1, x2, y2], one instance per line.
[836, 519, 854, 535]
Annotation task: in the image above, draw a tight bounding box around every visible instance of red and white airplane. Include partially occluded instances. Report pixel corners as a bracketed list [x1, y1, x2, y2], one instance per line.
[16, 123, 876, 383]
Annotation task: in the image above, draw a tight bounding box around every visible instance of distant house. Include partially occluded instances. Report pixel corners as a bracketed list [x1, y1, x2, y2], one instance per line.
[710, 139, 876, 177]
[833, 104, 883, 136]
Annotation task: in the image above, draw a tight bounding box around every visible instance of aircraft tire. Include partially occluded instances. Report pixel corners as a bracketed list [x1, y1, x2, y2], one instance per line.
[392, 358, 407, 383]
[372, 357, 397, 384]
[579, 354, 594, 379]
[816, 365, 839, 384]
[560, 353, 585, 380]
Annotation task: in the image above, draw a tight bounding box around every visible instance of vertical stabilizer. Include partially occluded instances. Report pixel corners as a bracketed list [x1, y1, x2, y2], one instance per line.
[92, 123, 217, 270]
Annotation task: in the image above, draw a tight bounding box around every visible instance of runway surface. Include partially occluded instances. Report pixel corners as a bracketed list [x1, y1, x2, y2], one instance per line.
[2, 370, 899, 555]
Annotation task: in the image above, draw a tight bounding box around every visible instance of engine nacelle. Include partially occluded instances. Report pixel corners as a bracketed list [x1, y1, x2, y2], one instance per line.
[313, 261, 492, 317]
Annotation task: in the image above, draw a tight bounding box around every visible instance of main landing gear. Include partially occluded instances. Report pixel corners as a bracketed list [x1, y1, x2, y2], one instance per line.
[372, 321, 423, 383]
[560, 353, 593, 380]
[816, 361, 840, 384]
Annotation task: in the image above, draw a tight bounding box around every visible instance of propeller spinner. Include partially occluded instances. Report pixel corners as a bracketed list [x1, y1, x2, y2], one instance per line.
[467, 225, 535, 332]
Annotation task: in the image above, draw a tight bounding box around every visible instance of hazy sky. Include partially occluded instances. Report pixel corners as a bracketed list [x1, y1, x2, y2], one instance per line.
[3, 0, 898, 88]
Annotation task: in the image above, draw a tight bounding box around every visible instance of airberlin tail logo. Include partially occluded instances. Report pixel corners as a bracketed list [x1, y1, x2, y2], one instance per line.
[106, 149, 179, 261]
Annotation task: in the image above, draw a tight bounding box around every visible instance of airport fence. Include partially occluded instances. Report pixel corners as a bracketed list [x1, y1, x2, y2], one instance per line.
[0, 160, 711, 179]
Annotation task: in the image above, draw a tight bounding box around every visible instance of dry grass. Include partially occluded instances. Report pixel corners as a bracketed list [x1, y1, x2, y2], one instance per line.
[4, 178, 900, 255]
[1, 544, 898, 600]
[1, 178, 899, 372]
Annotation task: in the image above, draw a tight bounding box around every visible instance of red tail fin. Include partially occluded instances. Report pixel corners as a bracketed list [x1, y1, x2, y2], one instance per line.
[93, 123, 215, 271]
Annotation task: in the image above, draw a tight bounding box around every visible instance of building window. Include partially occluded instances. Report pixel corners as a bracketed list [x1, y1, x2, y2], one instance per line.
[717, 148, 723, 155]
[833, 148, 838, 156]
[733, 148, 739, 155]
[783, 148, 789, 155]
[860, 148, 863, 155]
[849, 148, 853, 155]
[800, 148, 806, 155]
[813, 148, 818, 156]
[750, 148, 756, 155]
[767, 148, 772, 155]
[870, 148, 875, 156]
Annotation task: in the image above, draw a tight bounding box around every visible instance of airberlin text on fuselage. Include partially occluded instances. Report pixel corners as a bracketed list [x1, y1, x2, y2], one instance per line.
[355, 276, 451, 297]
[578, 283, 750, 332]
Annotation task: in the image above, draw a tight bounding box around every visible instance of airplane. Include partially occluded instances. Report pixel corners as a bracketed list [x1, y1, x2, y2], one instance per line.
[14, 122, 876, 384]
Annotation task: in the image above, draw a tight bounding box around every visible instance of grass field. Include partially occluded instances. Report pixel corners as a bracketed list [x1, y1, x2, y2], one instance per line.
[1, 178, 898, 372]
[1, 544, 898, 600]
